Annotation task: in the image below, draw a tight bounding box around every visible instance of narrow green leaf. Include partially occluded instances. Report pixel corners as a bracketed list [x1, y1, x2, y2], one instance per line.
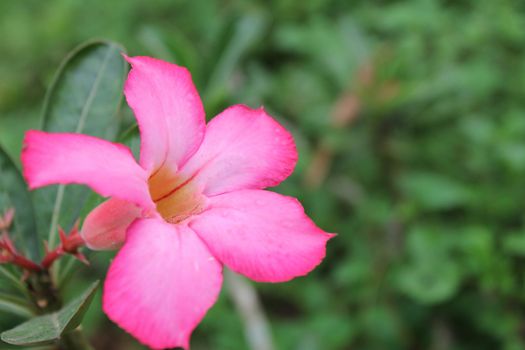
[32, 40, 127, 249]
[0, 266, 29, 297]
[0, 146, 40, 261]
[0, 292, 34, 318]
[204, 14, 268, 109]
[0, 281, 99, 346]
[56, 257, 78, 290]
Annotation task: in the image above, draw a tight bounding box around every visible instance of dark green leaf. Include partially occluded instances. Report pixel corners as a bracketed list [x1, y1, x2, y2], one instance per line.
[398, 172, 472, 211]
[0, 266, 30, 298]
[0, 292, 34, 318]
[503, 231, 525, 256]
[394, 226, 462, 304]
[32, 40, 127, 248]
[0, 281, 99, 346]
[0, 146, 39, 260]
[396, 261, 461, 304]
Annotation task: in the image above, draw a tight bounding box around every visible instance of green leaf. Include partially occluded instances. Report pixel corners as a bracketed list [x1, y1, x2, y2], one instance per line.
[503, 231, 525, 256]
[0, 292, 34, 318]
[394, 226, 462, 304]
[118, 124, 140, 160]
[32, 40, 127, 249]
[204, 14, 268, 110]
[396, 260, 461, 304]
[0, 266, 30, 298]
[0, 281, 99, 346]
[0, 145, 40, 260]
[398, 172, 472, 211]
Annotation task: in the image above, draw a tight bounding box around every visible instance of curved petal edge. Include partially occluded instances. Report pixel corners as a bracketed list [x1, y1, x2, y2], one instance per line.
[103, 218, 223, 350]
[124, 55, 206, 173]
[180, 105, 298, 196]
[80, 198, 142, 250]
[190, 190, 334, 283]
[21, 130, 154, 210]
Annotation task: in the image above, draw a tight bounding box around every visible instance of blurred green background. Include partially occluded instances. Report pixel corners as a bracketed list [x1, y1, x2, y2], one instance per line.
[2, 0, 525, 349]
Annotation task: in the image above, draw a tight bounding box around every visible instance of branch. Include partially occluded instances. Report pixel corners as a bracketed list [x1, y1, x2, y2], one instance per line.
[41, 222, 88, 270]
[225, 269, 275, 350]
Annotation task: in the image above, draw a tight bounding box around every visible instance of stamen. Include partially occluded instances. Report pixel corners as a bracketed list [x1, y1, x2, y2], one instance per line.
[148, 167, 204, 223]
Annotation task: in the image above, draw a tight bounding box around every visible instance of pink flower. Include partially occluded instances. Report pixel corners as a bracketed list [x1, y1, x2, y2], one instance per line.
[21, 56, 334, 349]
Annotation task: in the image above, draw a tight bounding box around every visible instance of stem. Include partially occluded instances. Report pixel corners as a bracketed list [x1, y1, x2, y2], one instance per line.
[1, 232, 41, 272]
[27, 270, 62, 312]
[41, 248, 64, 270]
[11, 254, 41, 272]
[59, 329, 93, 350]
[42, 227, 87, 270]
[225, 270, 275, 350]
[0, 210, 92, 349]
[48, 185, 66, 248]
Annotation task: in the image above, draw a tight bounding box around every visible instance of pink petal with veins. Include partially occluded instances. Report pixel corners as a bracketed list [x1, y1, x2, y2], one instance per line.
[124, 56, 206, 174]
[103, 218, 223, 350]
[21, 131, 154, 210]
[190, 190, 334, 282]
[179, 105, 298, 196]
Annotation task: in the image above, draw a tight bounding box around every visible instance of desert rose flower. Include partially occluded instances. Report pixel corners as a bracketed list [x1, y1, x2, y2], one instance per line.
[21, 56, 334, 349]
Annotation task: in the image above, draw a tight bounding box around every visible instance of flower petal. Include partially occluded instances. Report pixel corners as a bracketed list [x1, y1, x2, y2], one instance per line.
[103, 218, 223, 350]
[179, 105, 298, 196]
[22, 130, 154, 210]
[124, 56, 206, 173]
[190, 190, 334, 282]
[80, 198, 141, 250]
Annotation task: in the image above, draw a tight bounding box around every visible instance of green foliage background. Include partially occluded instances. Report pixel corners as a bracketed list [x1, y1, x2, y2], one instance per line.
[1, 0, 525, 349]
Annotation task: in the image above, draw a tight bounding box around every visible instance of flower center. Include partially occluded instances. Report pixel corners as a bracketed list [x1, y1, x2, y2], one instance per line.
[148, 166, 204, 224]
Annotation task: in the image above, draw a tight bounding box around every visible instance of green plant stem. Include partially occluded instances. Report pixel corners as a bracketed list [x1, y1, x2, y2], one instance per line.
[59, 329, 93, 350]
